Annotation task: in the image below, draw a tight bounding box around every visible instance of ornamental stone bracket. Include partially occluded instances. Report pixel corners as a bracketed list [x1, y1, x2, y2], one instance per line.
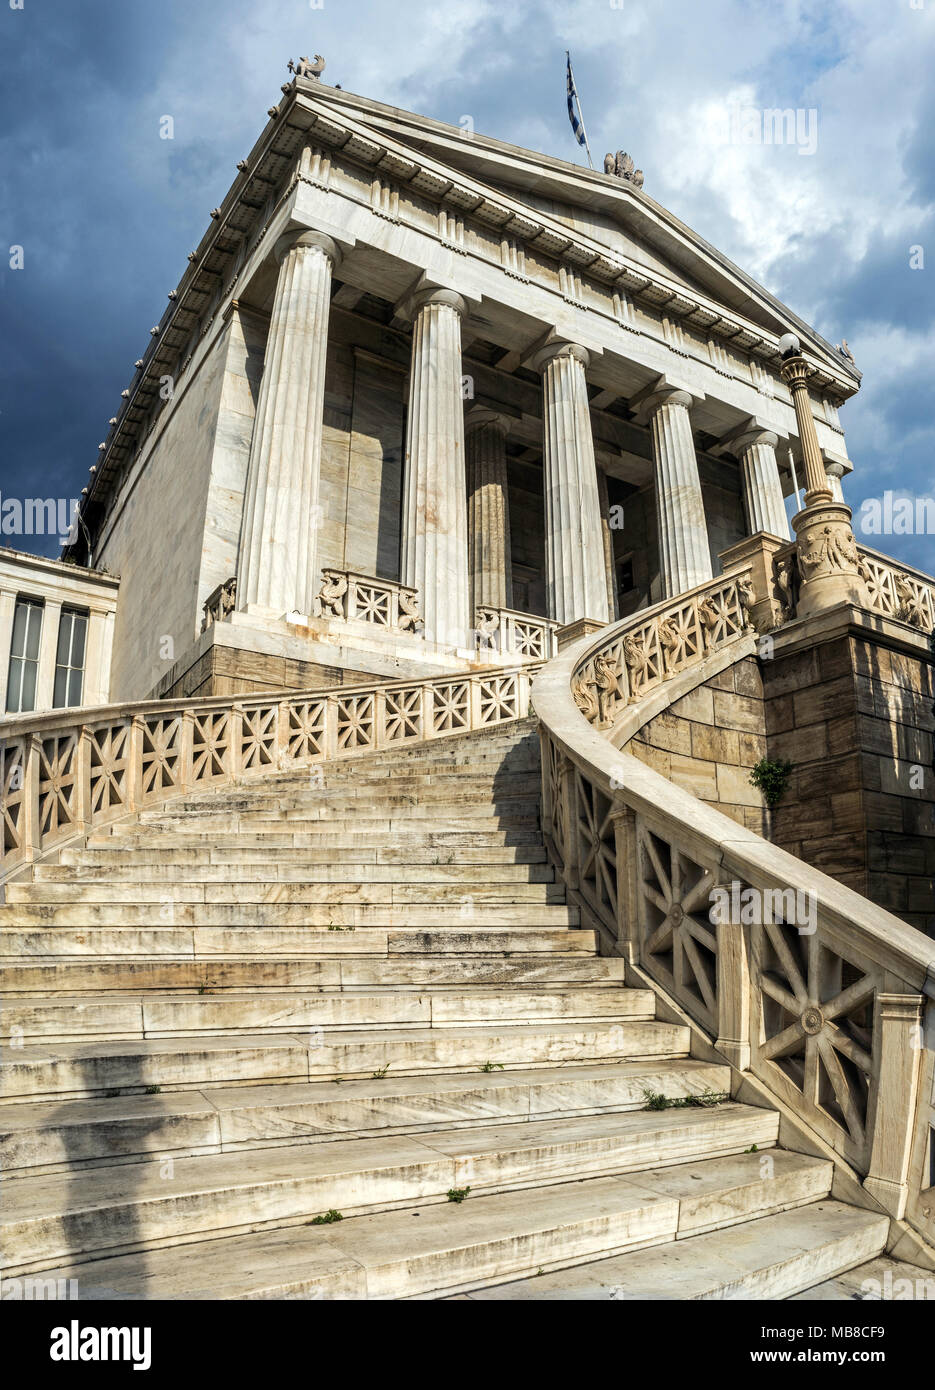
[201, 577, 238, 633]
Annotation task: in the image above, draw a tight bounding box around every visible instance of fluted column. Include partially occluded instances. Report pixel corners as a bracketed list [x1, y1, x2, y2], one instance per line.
[533, 342, 609, 626]
[596, 464, 619, 620]
[644, 387, 712, 597]
[825, 460, 846, 502]
[734, 428, 790, 540]
[466, 408, 513, 612]
[237, 229, 340, 619]
[401, 289, 471, 648]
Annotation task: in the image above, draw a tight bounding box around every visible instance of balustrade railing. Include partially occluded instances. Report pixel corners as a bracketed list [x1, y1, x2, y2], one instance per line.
[316, 569, 422, 633]
[0, 665, 536, 880]
[533, 572, 935, 1243]
[474, 606, 561, 662]
[772, 543, 935, 631]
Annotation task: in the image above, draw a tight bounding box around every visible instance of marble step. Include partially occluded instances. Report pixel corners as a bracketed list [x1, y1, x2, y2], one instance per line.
[0, 902, 578, 929]
[37, 856, 553, 881]
[86, 827, 545, 850]
[1, 985, 650, 1042]
[167, 777, 543, 813]
[463, 1201, 889, 1301]
[53, 844, 548, 869]
[0, 1059, 731, 1173]
[0, 953, 626, 996]
[6, 880, 564, 906]
[0, 1017, 690, 1100]
[0, 925, 598, 959]
[14, 1150, 830, 1298]
[135, 800, 541, 824]
[788, 1254, 935, 1300]
[1, 1105, 783, 1274]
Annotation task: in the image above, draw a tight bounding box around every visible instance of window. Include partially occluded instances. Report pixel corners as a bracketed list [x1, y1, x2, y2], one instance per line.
[929, 1125, 935, 1191]
[616, 558, 635, 595]
[6, 597, 43, 714]
[53, 607, 88, 708]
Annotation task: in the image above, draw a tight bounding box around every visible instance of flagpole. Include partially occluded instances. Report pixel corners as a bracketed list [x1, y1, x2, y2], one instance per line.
[566, 50, 595, 170]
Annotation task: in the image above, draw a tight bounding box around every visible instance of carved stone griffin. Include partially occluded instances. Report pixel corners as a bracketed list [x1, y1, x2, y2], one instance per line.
[318, 570, 348, 619]
[288, 55, 326, 81]
[398, 588, 422, 633]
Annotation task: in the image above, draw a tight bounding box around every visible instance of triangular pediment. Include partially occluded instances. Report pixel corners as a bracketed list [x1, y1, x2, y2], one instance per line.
[306, 85, 857, 386]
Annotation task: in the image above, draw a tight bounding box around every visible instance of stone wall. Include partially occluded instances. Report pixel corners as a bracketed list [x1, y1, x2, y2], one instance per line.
[627, 626, 935, 936]
[763, 629, 935, 934]
[628, 656, 768, 835]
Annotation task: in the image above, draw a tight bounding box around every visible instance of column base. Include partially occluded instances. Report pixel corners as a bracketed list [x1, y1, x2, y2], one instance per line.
[792, 500, 868, 618]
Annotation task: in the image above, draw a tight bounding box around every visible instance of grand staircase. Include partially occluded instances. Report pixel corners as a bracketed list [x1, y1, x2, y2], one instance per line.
[0, 717, 894, 1299]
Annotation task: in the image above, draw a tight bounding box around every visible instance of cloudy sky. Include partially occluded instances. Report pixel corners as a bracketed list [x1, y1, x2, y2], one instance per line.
[0, 0, 932, 569]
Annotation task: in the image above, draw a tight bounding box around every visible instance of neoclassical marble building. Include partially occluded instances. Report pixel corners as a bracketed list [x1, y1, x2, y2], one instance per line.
[66, 70, 860, 702]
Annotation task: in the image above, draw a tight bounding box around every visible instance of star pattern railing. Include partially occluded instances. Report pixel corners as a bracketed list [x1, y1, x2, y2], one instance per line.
[0, 665, 536, 880]
[533, 569, 935, 1246]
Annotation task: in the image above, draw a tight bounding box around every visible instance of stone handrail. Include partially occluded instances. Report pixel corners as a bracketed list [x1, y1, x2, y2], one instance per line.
[0, 664, 537, 881]
[571, 569, 756, 729]
[475, 606, 561, 662]
[532, 578, 935, 1250]
[316, 569, 421, 632]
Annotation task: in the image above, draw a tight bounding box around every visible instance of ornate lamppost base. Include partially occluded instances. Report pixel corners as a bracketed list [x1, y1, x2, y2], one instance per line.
[791, 498, 868, 618]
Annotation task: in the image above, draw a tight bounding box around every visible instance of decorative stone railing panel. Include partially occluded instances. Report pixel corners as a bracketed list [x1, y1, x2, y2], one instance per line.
[771, 543, 935, 631]
[571, 570, 755, 729]
[0, 665, 537, 880]
[857, 548, 935, 631]
[533, 583, 935, 1239]
[317, 569, 421, 633]
[475, 607, 561, 662]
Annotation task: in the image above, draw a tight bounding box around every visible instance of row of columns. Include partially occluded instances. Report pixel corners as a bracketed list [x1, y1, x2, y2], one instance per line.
[237, 229, 804, 646]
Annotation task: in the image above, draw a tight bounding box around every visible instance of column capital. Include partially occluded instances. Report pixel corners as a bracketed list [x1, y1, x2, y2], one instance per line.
[465, 406, 511, 437]
[273, 229, 342, 268]
[717, 421, 780, 456]
[632, 378, 698, 424]
[529, 339, 591, 373]
[397, 285, 468, 321]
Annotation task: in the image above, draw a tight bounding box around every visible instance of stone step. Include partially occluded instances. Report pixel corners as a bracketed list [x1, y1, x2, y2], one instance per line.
[464, 1201, 889, 1301]
[0, 925, 597, 959]
[6, 880, 564, 907]
[11, 1149, 831, 1297]
[1, 985, 650, 1042]
[0, 903, 579, 929]
[0, 954, 626, 996]
[787, 1254, 935, 1301]
[167, 777, 543, 812]
[0, 1018, 690, 1100]
[1, 1105, 783, 1274]
[132, 804, 542, 829]
[0, 1059, 730, 1173]
[53, 844, 548, 869]
[37, 856, 553, 882]
[86, 828, 545, 851]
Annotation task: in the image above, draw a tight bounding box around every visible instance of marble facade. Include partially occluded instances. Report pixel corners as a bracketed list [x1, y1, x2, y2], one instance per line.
[66, 77, 862, 702]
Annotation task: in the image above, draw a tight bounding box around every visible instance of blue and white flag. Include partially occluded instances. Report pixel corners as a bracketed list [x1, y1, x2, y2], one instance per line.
[565, 53, 594, 168]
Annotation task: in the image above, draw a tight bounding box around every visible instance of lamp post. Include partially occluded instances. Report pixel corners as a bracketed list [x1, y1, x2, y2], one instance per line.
[779, 333, 867, 618]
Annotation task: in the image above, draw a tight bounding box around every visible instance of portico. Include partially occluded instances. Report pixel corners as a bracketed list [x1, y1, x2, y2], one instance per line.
[70, 74, 862, 701]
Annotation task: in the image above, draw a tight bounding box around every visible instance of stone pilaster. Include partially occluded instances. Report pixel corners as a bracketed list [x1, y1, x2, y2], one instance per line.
[734, 428, 790, 540]
[237, 229, 340, 620]
[642, 386, 712, 598]
[532, 341, 609, 626]
[401, 288, 471, 649]
[466, 408, 513, 613]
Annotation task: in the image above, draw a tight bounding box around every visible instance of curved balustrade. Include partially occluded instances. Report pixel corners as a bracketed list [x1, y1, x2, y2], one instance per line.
[533, 572, 935, 1247]
[0, 665, 537, 881]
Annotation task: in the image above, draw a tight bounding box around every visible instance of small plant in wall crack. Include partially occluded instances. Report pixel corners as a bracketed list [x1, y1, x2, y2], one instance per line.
[479, 1061, 504, 1072]
[447, 1187, 471, 1203]
[309, 1209, 343, 1225]
[749, 757, 793, 809]
[642, 1087, 728, 1111]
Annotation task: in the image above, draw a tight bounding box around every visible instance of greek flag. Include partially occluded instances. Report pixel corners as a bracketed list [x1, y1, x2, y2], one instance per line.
[565, 53, 594, 168]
